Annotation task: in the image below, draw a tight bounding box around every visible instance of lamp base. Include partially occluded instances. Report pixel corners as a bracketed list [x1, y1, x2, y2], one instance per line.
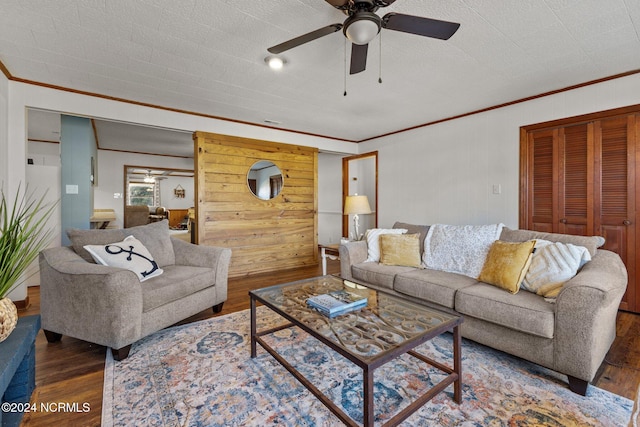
[353, 214, 363, 241]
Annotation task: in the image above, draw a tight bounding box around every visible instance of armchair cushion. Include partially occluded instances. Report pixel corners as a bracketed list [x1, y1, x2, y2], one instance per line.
[126, 220, 175, 267]
[141, 265, 213, 312]
[84, 235, 164, 282]
[67, 220, 175, 267]
[67, 227, 125, 263]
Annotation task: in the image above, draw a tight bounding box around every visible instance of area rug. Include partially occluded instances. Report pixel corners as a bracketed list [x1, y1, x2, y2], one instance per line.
[102, 307, 632, 426]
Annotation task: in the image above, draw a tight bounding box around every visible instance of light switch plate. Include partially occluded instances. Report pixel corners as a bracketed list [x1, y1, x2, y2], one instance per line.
[492, 184, 501, 194]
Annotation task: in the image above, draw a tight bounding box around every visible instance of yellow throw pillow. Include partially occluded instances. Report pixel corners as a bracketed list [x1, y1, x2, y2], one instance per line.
[379, 233, 422, 268]
[478, 240, 536, 294]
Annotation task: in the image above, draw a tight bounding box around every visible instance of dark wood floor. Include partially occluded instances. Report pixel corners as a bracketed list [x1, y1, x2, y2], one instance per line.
[17, 256, 640, 426]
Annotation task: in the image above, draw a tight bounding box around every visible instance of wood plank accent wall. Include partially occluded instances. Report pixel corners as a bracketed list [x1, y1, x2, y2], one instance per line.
[193, 132, 318, 277]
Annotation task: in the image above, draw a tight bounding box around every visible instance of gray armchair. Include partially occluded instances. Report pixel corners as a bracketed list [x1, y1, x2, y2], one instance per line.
[38, 220, 231, 360]
[124, 205, 150, 228]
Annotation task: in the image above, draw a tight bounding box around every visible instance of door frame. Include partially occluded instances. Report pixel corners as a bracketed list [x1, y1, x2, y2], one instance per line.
[342, 152, 378, 238]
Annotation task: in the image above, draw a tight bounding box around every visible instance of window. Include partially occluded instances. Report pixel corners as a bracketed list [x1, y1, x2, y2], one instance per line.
[128, 182, 156, 206]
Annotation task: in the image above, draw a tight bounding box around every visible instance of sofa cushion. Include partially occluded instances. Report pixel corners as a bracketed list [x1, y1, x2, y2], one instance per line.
[379, 233, 422, 268]
[364, 228, 407, 262]
[423, 223, 504, 278]
[392, 222, 430, 256]
[141, 265, 214, 312]
[522, 240, 591, 299]
[126, 220, 175, 267]
[456, 283, 556, 339]
[394, 269, 478, 309]
[351, 262, 416, 290]
[478, 240, 536, 294]
[499, 227, 604, 257]
[83, 235, 163, 282]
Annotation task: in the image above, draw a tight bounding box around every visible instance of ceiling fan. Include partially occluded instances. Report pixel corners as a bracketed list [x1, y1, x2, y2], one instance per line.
[267, 0, 460, 75]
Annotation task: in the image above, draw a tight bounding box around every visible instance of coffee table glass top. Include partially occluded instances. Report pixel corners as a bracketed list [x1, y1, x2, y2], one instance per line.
[250, 275, 460, 363]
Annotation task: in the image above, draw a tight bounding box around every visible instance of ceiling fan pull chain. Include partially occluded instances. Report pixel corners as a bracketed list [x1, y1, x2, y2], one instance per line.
[344, 38, 348, 96]
[378, 30, 382, 84]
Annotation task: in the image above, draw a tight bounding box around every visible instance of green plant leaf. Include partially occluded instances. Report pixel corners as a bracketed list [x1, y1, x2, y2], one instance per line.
[0, 183, 57, 297]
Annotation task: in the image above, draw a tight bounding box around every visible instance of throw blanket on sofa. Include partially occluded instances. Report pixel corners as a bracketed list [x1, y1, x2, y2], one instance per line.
[423, 223, 504, 278]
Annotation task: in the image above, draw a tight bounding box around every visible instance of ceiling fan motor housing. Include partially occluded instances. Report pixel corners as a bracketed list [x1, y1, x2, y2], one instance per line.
[343, 11, 381, 45]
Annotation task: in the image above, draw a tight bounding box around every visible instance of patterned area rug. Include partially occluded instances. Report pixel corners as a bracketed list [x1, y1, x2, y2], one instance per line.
[102, 307, 632, 426]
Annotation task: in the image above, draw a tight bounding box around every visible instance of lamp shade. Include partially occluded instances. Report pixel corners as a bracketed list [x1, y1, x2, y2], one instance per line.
[344, 195, 372, 215]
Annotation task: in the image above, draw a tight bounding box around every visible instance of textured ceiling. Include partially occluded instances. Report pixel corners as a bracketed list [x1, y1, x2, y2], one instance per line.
[4, 0, 640, 143]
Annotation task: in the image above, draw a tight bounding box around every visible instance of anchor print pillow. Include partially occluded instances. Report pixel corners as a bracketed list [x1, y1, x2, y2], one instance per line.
[84, 235, 164, 282]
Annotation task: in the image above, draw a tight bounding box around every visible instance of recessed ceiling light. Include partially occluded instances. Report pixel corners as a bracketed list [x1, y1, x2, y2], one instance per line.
[265, 56, 285, 70]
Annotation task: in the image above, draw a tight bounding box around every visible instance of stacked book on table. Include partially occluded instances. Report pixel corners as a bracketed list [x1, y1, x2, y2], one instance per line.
[306, 290, 368, 318]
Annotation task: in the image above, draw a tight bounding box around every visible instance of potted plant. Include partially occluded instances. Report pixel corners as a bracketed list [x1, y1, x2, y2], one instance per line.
[0, 184, 56, 342]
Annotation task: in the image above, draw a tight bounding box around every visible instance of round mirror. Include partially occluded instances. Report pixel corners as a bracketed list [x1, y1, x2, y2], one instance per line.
[247, 161, 284, 200]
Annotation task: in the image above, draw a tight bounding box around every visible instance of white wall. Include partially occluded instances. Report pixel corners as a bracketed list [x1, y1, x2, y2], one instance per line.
[27, 141, 60, 166]
[0, 71, 8, 191]
[360, 73, 640, 229]
[158, 175, 194, 210]
[9, 72, 640, 298]
[318, 152, 346, 244]
[24, 164, 62, 287]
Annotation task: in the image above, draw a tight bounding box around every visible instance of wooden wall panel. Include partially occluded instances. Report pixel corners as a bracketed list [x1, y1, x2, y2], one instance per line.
[193, 132, 318, 277]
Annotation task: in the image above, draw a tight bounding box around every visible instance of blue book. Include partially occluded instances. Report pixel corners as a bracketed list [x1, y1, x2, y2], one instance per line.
[306, 290, 367, 317]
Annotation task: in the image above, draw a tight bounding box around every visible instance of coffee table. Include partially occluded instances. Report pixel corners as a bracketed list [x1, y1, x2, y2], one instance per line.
[250, 275, 463, 426]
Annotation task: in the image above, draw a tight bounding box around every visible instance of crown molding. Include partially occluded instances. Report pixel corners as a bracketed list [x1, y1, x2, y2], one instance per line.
[0, 58, 12, 79]
[2, 58, 640, 144]
[357, 68, 640, 143]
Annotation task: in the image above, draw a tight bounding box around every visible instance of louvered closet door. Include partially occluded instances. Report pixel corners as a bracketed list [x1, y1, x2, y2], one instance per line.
[522, 112, 638, 312]
[558, 123, 594, 235]
[527, 129, 557, 233]
[594, 115, 636, 312]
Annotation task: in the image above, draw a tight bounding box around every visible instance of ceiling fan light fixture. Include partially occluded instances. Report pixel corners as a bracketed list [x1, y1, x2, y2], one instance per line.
[344, 12, 381, 45]
[265, 55, 285, 70]
[143, 170, 155, 183]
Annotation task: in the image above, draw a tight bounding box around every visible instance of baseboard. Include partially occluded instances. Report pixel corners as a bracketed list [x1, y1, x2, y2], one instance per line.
[14, 295, 30, 311]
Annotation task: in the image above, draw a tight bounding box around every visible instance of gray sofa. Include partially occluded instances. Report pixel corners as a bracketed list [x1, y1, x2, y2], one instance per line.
[39, 220, 231, 360]
[340, 223, 627, 395]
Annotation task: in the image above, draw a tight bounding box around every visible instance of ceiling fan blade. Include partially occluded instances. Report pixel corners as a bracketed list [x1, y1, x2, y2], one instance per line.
[268, 24, 342, 54]
[382, 12, 460, 40]
[324, 0, 350, 10]
[327, 0, 398, 11]
[350, 43, 368, 75]
[373, 0, 399, 7]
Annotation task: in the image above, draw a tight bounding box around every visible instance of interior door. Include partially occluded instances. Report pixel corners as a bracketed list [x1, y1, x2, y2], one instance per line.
[522, 112, 639, 313]
[558, 123, 594, 236]
[525, 129, 556, 232]
[595, 115, 636, 311]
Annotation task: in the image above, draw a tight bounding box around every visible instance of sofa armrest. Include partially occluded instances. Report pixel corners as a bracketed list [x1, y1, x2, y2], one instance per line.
[554, 249, 628, 381]
[339, 241, 368, 281]
[38, 246, 143, 349]
[171, 238, 232, 301]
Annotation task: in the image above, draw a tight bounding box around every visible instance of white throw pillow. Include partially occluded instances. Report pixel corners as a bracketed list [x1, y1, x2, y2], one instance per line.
[423, 223, 504, 278]
[365, 228, 407, 262]
[522, 240, 591, 297]
[84, 235, 164, 282]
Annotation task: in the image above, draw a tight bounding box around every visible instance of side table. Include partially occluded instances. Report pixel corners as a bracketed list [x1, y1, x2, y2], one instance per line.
[319, 244, 340, 275]
[0, 315, 40, 427]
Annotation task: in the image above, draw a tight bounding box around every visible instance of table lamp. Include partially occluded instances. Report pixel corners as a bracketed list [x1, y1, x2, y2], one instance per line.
[344, 194, 372, 240]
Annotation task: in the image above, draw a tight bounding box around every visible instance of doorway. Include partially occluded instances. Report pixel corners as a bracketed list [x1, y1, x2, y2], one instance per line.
[342, 152, 378, 239]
